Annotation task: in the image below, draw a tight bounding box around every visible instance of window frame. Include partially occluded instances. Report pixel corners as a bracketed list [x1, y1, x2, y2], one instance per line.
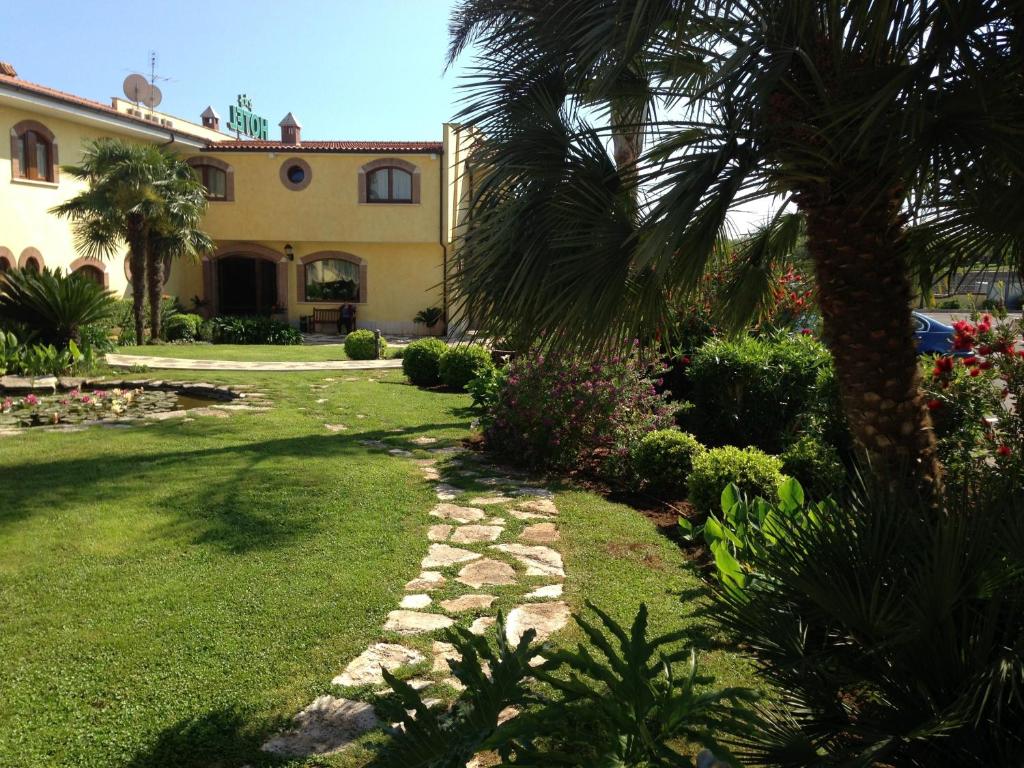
[186, 156, 234, 202]
[300, 251, 368, 305]
[10, 121, 58, 184]
[365, 166, 413, 204]
[358, 158, 420, 205]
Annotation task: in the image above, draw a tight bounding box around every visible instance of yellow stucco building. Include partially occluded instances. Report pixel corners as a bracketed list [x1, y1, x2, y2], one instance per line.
[0, 64, 473, 336]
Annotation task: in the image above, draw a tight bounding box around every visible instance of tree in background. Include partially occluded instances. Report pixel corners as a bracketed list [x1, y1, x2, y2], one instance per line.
[447, 0, 1023, 495]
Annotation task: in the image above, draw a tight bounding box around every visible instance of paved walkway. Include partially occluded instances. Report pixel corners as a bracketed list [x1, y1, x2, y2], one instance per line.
[105, 354, 403, 372]
[262, 442, 568, 758]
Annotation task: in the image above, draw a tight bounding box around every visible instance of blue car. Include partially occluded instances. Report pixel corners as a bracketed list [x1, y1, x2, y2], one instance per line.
[913, 312, 958, 355]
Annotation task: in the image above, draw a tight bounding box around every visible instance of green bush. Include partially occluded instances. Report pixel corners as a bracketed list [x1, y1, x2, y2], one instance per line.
[113, 295, 182, 343]
[402, 337, 449, 385]
[466, 365, 507, 413]
[438, 344, 494, 391]
[686, 334, 833, 453]
[632, 429, 705, 498]
[197, 319, 215, 342]
[208, 316, 302, 345]
[344, 328, 384, 360]
[780, 435, 845, 498]
[164, 313, 204, 342]
[688, 445, 786, 513]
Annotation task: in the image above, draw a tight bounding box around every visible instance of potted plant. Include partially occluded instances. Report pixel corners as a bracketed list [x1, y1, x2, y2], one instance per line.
[414, 306, 444, 334]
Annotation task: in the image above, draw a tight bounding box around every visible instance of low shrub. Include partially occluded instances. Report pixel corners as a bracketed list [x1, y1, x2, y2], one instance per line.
[485, 351, 674, 477]
[209, 316, 302, 345]
[631, 429, 704, 498]
[780, 435, 845, 498]
[402, 337, 449, 386]
[466, 365, 507, 414]
[686, 334, 833, 453]
[164, 313, 204, 342]
[114, 296, 182, 343]
[344, 329, 384, 359]
[687, 445, 786, 514]
[438, 344, 494, 391]
[197, 319, 215, 342]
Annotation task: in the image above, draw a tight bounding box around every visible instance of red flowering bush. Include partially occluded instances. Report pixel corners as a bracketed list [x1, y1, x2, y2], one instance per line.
[922, 313, 1023, 483]
[484, 347, 675, 478]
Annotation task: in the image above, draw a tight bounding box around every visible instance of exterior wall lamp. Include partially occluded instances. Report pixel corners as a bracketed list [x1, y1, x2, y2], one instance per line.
[284, 244, 294, 261]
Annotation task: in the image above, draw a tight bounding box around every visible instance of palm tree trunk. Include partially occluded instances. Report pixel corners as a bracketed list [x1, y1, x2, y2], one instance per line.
[127, 238, 147, 347]
[803, 198, 942, 496]
[147, 252, 164, 342]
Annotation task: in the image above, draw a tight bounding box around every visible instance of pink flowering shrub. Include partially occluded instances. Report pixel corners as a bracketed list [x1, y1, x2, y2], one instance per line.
[922, 313, 1023, 483]
[484, 348, 675, 478]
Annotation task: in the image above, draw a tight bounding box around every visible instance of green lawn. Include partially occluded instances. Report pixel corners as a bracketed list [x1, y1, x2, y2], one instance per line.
[0, 367, 750, 767]
[116, 343, 353, 362]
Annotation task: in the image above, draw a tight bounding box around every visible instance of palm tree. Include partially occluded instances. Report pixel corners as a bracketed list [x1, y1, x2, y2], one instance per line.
[446, 0, 1023, 492]
[51, 139, 170, 345]
[145, 156, 213, 341]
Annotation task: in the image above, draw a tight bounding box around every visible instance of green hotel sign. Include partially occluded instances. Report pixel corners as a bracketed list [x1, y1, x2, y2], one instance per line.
[227, 94, 268, 140]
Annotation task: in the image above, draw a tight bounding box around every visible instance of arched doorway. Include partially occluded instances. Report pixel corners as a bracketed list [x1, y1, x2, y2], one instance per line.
[75, 265, 105, 286]
[217, 256, 278, 316]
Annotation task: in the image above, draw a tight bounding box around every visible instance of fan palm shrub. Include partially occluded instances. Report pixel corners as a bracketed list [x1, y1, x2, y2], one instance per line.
[0, 267, 116, 347]
[707, 472, 1024, 766]
[446, 0, 1023, 495]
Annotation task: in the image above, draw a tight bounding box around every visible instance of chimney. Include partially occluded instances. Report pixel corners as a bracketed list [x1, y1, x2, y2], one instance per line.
[279, 112, 302, 145]
[0, 62, 17, 77]
[200, 106, 220, 131]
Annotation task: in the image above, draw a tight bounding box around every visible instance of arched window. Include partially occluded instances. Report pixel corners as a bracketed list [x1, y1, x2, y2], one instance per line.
[366, 166, 413, 203]
[74, 265, 105, 286]
[0, 248, 13, 273]
[187, 157, 234, 201]
[19, 248, 44, 273]
[304, 258, 361, 302]
[23, 256, 41, 273]
[10, 121, 57, 183]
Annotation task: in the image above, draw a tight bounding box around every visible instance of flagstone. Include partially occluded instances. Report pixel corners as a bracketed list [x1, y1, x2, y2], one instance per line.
[519, 523, 559, 544]
[384, 610, 455, 635]
[439, 594, 497, 613]
[449, 524, 504, 544]
[509, 509, 547, 521]
[491, 543, 564, 578]
[405, 571, 445, 591]
[469, 616, 496, 635]
[261, 696, 378, 756]
[399, 593, 432, 610]
[525, 584, 564, 600]
[516, 498, 559, 516]
[469, 495, 514, 505]
[432, 640, 460, 673]
[389, 448, 413, 457]
[421, 544, 481, 569]
[323, 423, 348, 432]
[435, 483, 460, 501]
[511, 486, 554, 499]
[456, 558, 517, 588]
[410, 436, 438, 446]
[427, 524, 453, 542]
[331, 643, 425, 687]
[505, 601, 571, 644]
[429, 503, 485, 523]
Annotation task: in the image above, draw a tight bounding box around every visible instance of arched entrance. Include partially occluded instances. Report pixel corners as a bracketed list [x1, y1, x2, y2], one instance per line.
[201, 243, 288, 318]
[218, 256, 278, 315]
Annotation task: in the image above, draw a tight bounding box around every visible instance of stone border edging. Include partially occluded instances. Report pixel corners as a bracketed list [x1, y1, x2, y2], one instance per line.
[105, 354, 403, 372]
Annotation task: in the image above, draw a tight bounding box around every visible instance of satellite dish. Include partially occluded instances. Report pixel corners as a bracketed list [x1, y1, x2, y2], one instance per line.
[123, 74, 162, 109]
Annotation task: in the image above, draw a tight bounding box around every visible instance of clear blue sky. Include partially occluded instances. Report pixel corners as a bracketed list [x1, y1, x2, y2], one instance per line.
[1, 0, 469, 141]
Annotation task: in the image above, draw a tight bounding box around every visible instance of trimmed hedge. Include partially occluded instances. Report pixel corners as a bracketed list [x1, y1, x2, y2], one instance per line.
[632, 430, 705, 498]
[402, 337, 449, 386]
[344, 329, 385, 360]
[688, 445, 786, 513]
[208, 316, 302, 345]
[686, 335, 833, 453]
[164, 313, 204, 342]
[438, 344, 494, 391]
[780, 435, 846, 498]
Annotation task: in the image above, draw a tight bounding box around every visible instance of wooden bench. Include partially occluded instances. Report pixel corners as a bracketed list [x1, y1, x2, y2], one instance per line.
[311, 307, 341, 333]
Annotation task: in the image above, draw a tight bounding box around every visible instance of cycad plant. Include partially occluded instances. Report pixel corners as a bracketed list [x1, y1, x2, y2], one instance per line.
[707, 472, 1024, 766]
[0, 267, 115, 347]
[373, 605, 754, 767]
[446, 0, 1023, 493]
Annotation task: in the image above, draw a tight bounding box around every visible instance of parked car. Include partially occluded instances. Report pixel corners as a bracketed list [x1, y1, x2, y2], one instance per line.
[913, 311, 958, 355]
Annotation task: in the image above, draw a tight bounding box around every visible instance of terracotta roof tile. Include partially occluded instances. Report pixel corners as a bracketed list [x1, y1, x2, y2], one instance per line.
[204, 140, 443, 153]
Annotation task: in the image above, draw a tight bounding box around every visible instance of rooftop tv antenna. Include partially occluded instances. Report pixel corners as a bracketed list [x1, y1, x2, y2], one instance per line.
[122, 51, 169, 110]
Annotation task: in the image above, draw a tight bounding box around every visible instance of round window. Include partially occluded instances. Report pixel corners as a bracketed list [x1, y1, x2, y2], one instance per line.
[287, 165, 305, 184]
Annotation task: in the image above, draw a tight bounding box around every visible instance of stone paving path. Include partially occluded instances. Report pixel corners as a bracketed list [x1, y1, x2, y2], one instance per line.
[105, 354, 403, 372]
[261, 441, 570, 759]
